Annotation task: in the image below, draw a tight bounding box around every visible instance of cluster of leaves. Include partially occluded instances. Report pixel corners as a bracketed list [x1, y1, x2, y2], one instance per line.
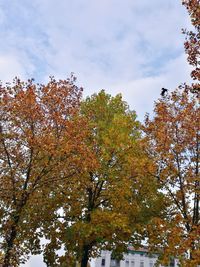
[182, 0, 200, 93]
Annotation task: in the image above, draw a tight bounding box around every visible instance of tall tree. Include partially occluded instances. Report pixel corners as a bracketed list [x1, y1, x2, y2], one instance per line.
[0, 77, 86, 267]
[144, 2, 200, 265]
[42, 90, 164, 267]
[145, 88, 200, 266]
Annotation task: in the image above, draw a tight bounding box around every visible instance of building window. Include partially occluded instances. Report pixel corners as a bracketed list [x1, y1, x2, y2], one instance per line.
[125, 260, 129, 267]
[102, 258, 105, 266]
[149, 262, 154, 267]
[131, 260, 135, 267]
[140, 261, 144, 267]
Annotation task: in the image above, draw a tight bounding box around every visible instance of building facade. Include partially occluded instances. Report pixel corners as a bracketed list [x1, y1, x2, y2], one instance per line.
[94, 248, 179, 267]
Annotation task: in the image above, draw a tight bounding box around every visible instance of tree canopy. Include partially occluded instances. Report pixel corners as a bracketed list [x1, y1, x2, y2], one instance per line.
[0, 77, 87, 267]
[41, 90, 164, 267]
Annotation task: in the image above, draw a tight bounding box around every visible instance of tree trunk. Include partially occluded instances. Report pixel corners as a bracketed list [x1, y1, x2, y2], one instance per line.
[2, 204, 24, 267]
[3, 223, 18, 267]
[80, 244, 90, 267]
[80, 184, 95, 267]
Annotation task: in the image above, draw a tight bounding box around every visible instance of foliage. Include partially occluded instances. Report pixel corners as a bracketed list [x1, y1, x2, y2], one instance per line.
[0, 76, 86, 266]
[182, 0, 200, 94]
[145, 88, 200, 266]
[41, 91, 164, 267]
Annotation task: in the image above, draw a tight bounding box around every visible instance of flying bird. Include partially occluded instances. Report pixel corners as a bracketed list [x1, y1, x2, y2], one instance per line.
[161, 87, 168, 97]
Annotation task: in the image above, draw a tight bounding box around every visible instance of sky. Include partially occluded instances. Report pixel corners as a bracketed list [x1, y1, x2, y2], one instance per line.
[0, 0, 191, 266]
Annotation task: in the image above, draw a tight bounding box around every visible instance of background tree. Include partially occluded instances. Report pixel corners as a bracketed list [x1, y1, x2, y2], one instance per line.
[0, 76, 87, 267]
[145, 88, 200, 266]
[42, 90, 164, 267]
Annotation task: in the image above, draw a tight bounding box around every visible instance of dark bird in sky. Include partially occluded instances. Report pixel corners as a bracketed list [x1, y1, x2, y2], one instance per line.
[161, 87, 168, 97]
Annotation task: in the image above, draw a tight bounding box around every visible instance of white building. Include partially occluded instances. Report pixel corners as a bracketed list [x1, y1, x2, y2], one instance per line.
[94, 247, 179, 267]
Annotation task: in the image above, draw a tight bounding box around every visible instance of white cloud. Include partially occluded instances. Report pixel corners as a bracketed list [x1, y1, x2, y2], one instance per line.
[0, 0, 189, 83]
[0, 54, 26, 82]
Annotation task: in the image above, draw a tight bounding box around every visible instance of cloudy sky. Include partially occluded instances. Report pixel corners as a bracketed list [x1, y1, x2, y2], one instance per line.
[0, 0, 191, 266]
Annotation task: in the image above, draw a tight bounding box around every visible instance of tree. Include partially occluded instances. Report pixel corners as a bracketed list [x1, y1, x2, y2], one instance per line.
[145, 88, 200, 266]
[182, 0, 200, 94]
[143, 2, 200, 265]
[0, 77, 87, 267]
[42, 90, 164, 267]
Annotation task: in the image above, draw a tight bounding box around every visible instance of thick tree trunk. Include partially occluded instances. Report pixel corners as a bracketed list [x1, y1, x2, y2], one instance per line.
[2, 204, 24, 267]
[3, 223, 18, 267]
[80, 244, 90, 267]
[80, 183, 96, 267]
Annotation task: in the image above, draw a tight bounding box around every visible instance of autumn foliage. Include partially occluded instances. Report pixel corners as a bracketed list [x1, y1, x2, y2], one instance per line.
[182, 0, 200, 94]
[0, 77, 88, 267]
[40, 91, 164, 267]
[145, 88, 200, 266]
[0, 80, 164, 267]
